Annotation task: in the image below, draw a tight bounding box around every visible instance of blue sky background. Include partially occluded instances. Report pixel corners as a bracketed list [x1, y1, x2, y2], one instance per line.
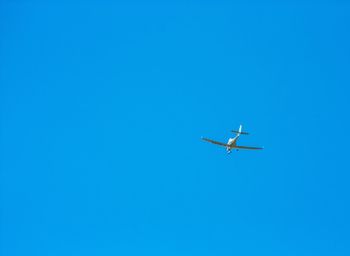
[1, 1, 350, 255]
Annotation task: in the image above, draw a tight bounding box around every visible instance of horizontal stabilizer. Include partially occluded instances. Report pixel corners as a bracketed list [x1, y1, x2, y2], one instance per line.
[231, 130, 249, 135]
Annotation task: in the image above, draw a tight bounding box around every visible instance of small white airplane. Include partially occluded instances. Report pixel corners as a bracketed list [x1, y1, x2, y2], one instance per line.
[202, 125, 263, 153]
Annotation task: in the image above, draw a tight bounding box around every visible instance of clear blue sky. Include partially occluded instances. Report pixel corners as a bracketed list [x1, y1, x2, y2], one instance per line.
[1, 1, 350, 255]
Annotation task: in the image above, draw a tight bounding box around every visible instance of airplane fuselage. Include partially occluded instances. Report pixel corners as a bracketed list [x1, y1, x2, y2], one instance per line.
[226, 135, 240, 152]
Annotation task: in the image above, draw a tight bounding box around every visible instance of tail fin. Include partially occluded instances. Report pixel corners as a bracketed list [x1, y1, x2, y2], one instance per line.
[231, 124, 249, 135]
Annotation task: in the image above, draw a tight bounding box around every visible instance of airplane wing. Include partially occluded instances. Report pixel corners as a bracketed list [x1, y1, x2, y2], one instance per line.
[202, 137, 228, 147]
[234, 145, 263, 150]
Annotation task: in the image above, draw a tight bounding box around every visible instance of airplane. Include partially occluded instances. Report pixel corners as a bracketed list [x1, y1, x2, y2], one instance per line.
[202, 125, 263, 153]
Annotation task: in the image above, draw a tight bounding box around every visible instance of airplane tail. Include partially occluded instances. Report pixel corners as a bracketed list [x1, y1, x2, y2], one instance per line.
[231, 125, 249, 135]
